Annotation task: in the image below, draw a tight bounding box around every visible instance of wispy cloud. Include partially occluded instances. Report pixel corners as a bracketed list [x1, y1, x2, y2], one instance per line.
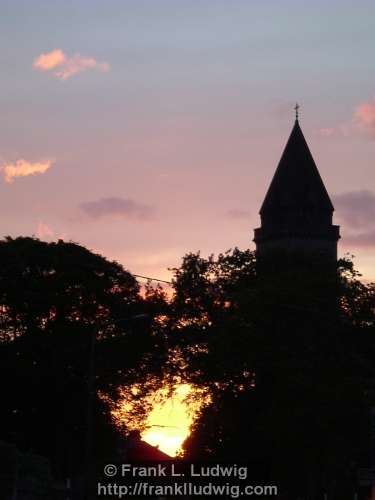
[36, 221, 66, 241]
[1, 159, 53, 183]
[354, 96, 375, 138]
[316, 97, 375, 140]
[333, 190, 375, 228]
[333, 190, 375, 248]
[36, 221, 55, 239]
[343, 231, 375, 248]
[316, 124, 350, 138]
[80, 197, 154, 221]
[33, 49, 66, 70]
[33, 49, 110, 80]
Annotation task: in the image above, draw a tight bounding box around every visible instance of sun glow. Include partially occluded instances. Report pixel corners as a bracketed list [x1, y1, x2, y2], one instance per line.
[141, 384, 194, 457]
[110, 383, 208, 458]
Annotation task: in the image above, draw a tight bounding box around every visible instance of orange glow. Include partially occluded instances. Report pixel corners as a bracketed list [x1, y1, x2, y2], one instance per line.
[33, 49, 109, 80]
[355, 97, 375, 130]
[33, 49, 66, 69]
[141, 385, 194, 457]
[110, 383, 208, 457]
[1, 159, 53, 183]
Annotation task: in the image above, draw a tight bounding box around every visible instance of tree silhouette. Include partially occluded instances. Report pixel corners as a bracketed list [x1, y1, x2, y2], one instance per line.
[167, 248, 375, 499]
[0, 236, 167, 481]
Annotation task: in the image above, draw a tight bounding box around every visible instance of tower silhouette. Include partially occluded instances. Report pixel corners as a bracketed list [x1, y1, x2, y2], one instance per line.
[254, 110, 340, 274]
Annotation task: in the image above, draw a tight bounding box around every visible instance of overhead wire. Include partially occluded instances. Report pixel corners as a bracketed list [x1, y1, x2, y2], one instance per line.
[133, 274, 172, 285]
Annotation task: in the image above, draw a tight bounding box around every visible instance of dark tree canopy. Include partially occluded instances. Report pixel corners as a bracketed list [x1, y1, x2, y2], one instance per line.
[2, 236, 375, 499]
[166, 248, 375, 498]
[0, 237, 167, 479]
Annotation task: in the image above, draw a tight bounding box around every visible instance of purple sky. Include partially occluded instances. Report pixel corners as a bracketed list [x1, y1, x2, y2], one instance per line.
[1, 0, 375, 281]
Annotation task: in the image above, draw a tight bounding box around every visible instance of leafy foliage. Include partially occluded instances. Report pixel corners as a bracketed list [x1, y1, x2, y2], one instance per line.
[167, 248, 375, 497]
[0, 237, 167, 478]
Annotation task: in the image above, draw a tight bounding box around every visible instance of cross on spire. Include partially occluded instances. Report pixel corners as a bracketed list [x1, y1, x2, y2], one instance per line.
[294, 102, 300, 121]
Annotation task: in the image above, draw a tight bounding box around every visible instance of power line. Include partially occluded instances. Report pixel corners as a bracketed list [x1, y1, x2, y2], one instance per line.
[146, 424, 184, 430]
[134, 274, 172, 285]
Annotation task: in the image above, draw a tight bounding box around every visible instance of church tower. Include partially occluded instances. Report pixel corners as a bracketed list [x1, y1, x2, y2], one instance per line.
[254, 107, 340, 273]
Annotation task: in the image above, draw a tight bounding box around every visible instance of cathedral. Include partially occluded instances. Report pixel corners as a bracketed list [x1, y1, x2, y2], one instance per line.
[254, 107, 340, 274]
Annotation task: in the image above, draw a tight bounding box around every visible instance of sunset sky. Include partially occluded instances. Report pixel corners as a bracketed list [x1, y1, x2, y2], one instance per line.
[1, 0, 375, 284]
[2, 0, 375, 458]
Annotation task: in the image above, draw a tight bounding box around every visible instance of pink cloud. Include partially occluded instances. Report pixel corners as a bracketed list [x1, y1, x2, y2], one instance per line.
[333, 189, 375, 249]
[55, 55, 110, 80]
[354, 97, 375, 137]
[315, 124, 350, 138]
[1, 159, 53, 183]
[317, 127, 336, 137]
[36, 222, 55, 240]
[36, 221, 66, 241]
[341, 231, 375, 249]
[33, 49, 66, 70]
[333, 190, 375, 228]
[315, 97, 375, 140]
[33, 49, 110, 80]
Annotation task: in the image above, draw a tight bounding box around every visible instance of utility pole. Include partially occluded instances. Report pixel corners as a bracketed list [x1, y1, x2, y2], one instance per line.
[371, 406, 375, 500]
[84, 322, 97, 500]
[84, 314, 149, 499]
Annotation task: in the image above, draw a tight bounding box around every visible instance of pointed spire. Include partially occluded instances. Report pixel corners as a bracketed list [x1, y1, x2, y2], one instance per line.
[254, 113, 340, 272]
[260, 118, 334, 215]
